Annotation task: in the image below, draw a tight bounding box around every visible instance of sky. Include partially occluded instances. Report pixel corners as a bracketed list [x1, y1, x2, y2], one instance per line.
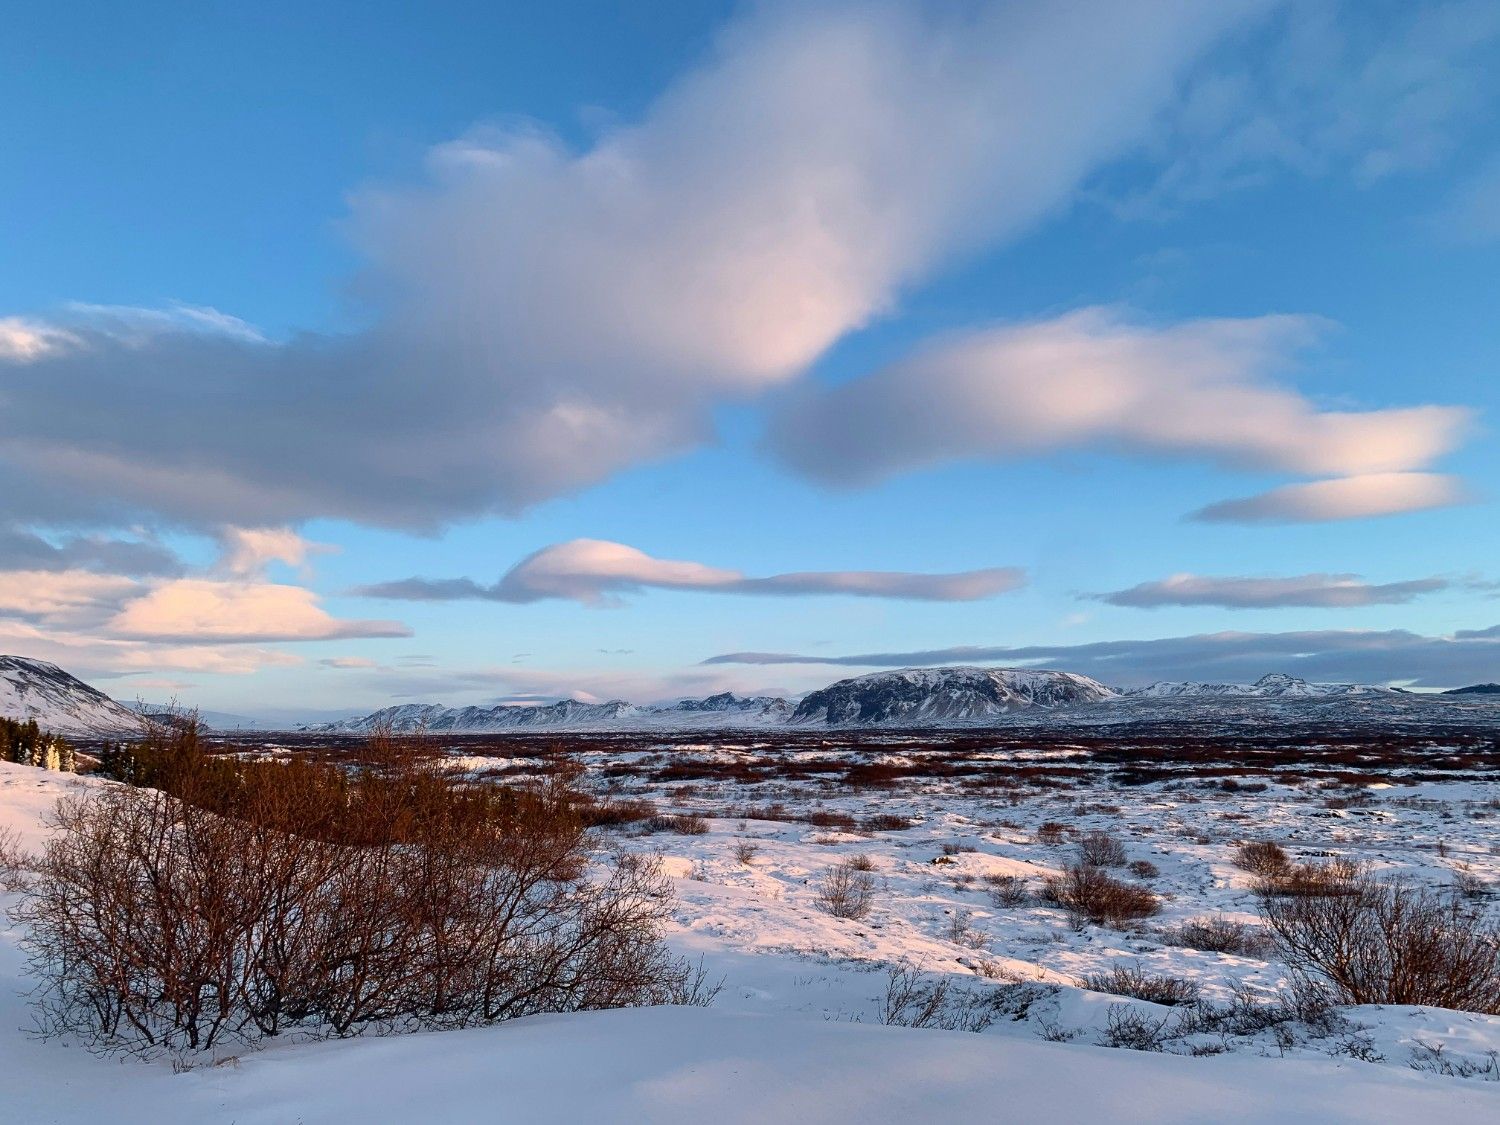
[2, 0, 1499, 719]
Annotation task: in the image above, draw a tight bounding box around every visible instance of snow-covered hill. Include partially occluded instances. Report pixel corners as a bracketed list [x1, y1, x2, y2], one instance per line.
[1124, 672, 1399, 700]
[315, 691, 794, 733]
[791, 667, 1118, 726]
[0, 655, 143, 736]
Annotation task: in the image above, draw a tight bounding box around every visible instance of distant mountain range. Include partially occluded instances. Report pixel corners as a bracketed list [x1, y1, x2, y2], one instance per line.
[3, 654, 1498, 735]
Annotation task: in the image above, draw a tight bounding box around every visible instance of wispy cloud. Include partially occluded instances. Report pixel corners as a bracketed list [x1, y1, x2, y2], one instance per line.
[1096, 572, 1448, 609]
[358, 539, 1023, 606]
[1189, 472, 1470, 523]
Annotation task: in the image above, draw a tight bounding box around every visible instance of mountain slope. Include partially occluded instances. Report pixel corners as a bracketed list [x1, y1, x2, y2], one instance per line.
[790, 667, 1117, 726]
[1125, 672, 1398, 700]
[0, 656, 143, 736]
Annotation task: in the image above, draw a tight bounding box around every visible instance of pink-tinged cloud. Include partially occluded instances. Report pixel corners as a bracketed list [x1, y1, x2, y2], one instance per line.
[769, 309, 1470, 491]
[358, 539, 1024, 606]
[1099, 572, 1448, 609]
[1191, 472, 1470, 523]
[108, 580, 411, 643]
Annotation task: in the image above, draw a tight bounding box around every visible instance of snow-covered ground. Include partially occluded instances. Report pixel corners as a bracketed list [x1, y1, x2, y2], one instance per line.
[3, 756, 1499, 1122]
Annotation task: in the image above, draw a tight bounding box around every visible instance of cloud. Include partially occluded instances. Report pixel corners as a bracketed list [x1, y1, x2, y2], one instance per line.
[0, 526, 183, 576]
[0, 570, 142, 626]
[768, 309, 1470, 497]
[1112, 0, 1500, 214]
[216, 526, 335, 577]
[1097, 572, 1448, 609]
[1435, 155, 1500, 241]
[701, 626, 1500, 689]
[0, 2, 1269, 531]
[357, 538, 1023, 605]
[107, 579, 410, 644]
[320, 656, 380, 669]
[1189, 472, 1470, 523]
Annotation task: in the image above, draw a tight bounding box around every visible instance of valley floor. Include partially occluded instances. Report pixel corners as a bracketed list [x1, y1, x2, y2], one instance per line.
[3, 742, 1500, 1122]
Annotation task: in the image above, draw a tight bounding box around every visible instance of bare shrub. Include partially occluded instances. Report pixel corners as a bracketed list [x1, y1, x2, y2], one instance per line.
[806, 810, 857, 831]
[985, 873, 1028, 907]
[1161, 917, 1272, 957]
[1044, 863, 1159, 928]
[1035, 821, 1069, 846]
[1077, 831, 1127, 867]
[861, 814, 916, 832]
[1452, 864, 1492, 901]
[1257, 857, 1364, 898]
[732, 840, 759, 865]
[1127, 859, 1159, 880]
[9, 735, 698, 1056]
[0, 824, 29, 891]
[1097, 1004, 1170, 1051]
[880, 964, 995, 1033]
[1261, 874, 1500, 1012]
[846, 853, 876, 872]
[646, 813, 709, 835]
[815, 858, 876, 920]
[1234, 840, 1290, 878]
[1084, 964, 1201, 1007]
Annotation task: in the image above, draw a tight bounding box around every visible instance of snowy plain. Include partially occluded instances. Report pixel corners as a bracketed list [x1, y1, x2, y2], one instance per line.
[3, 734, 1500, 1122]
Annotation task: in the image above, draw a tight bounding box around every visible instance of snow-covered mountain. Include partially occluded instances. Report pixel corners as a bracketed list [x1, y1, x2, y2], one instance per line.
[790, 667, 1118, 726]
[1124, 672, 1399, 700]
[650, 692, 792, 721]
[0, 656, 145, 736]
[317, 698, 644, 734]
[316, 691, 796, 733]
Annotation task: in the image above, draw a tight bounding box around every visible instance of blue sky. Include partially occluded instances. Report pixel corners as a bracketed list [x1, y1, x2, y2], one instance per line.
[2, 1, 1498, 717]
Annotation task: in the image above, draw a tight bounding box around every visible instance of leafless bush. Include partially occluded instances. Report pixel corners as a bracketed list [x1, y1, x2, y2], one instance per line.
[1234, 840, 1290, 878]
[0, 824, 29, 891]
[732, 841, 759, 865]
[1161, 916, 1272, 957]
[1452, 864, 1492, 901]
[9, 741, 699, 1056]
[646, 813, 709, 835]
[1408, 1041, 1500, 1080]
[1256, 857, 1364, 898]
[985, 873, 1028, 907]
[880, 964, 995, 1033]
[1097, 1005, 1171, 1051]
[1084, 965, 1201, 1007]
[815, 858, 876, 919]
[1035, 821, 1069, 846]
[846, 853, 876, 872]
[1043, 863, 1159, 928]
[861, 814, 916, 832]
[1127, 859, 1159, 879]
[1077, 830, 1127, 867]
[1261, 874, 1500, 1012]
[806, 810, 857, 831]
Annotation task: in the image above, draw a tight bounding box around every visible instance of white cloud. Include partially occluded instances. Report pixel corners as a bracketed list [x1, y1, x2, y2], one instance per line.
[0, 569, 141, 625]
[107, 579, 410, 643]
[357, 538, 1024, 605]
[0, 1, 1269, 530]
[217, 526, 335, 577]
[1190, 472, 1470, 523]
[768, 309, 1470, 497]
[1098, 572, 1448, 609]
